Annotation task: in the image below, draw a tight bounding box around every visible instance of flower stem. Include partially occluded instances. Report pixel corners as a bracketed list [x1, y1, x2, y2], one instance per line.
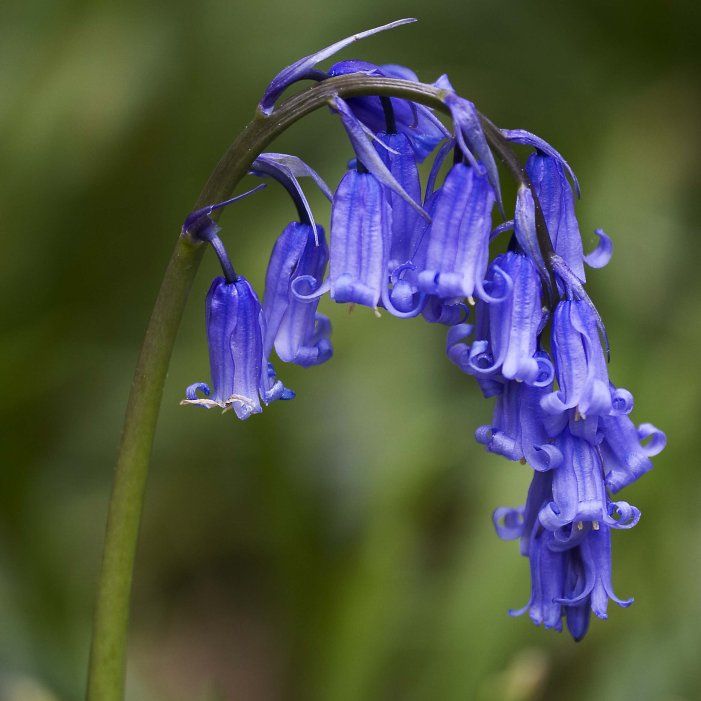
[85, 74, 549, 700]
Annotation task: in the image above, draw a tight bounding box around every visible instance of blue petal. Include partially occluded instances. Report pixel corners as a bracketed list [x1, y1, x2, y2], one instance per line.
[376, 132, 423, 270]
[584, 228, 613, 269]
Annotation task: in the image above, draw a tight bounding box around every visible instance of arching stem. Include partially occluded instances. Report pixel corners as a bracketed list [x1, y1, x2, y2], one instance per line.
[85, 73, 552, 701]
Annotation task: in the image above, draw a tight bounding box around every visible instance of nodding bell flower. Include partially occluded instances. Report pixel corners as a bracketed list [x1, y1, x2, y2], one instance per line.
[263, 221, 332, 367]
[600, 413, 666, 493]
[416, 161, 497, 302]
[474, 379, 562, 471]
[178, 25, 666, 639]
[182, 276, 293, 420]
[495, 466, 635, 640]
[466, 251, 551, 385]
[538, 430, 640, 534]
[327, 163, 391, 309]
[540, 299, 614, 421]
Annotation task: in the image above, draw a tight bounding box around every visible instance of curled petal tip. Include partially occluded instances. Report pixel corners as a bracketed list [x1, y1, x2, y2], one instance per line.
[584, 228, 613, 269]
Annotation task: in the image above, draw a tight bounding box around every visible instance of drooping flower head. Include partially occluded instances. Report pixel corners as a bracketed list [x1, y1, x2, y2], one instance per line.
[175, 23, 668, 640]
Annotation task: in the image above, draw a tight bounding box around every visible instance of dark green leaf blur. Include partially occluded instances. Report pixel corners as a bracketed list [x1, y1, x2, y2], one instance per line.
[1, 1, 699, 699]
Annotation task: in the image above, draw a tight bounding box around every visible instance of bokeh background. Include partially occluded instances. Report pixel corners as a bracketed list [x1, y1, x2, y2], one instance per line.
[2, 1, 700, 699]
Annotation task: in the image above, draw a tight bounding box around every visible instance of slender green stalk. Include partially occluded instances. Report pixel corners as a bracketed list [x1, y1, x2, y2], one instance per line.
[85, 74, 552, 700]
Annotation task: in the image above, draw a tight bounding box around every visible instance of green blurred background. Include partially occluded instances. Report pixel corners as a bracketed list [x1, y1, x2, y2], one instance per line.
[2, 1, 700, 699]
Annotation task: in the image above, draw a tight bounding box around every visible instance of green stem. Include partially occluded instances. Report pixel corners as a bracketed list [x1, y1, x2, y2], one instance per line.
[85, 74, 550, 700]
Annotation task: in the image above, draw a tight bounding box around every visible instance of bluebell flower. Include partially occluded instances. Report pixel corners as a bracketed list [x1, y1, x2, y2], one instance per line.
[182, 276, 292, 420]
[327, 164, 391, 309]
[526, 152, 585, 280]
[495, 466, 636, 639]
[526, 153, 613, 282]
[540, 299, 613, 420]
[465, 252, 551, 385]
[474, 379, 562, 471]
[600, 413, 666, 492]
[263, 221, 332, 367]
[538, 430, 640, 533]
[416, 162, 497, 301]
[248, 151, 334, 367]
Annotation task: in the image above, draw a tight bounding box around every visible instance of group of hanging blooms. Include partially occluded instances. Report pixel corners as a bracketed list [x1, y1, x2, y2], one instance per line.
[179, 20, 666, 640]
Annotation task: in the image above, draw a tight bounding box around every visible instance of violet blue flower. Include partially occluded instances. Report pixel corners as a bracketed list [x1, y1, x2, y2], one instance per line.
[475, 378, 562, 471]
[416, 163, 497, 301]
[538, 431, 640, 533]
[540, 299, 612, 420]
[600, 413, 666, 492]
[326, 164, 391, 309]
[263, 221, 332, 367]
[466, 252, 551, 385]
[182, 276, 292, 420]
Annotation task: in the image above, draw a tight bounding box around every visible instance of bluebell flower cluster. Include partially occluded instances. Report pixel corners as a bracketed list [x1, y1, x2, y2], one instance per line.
[182, 21, 666, 639]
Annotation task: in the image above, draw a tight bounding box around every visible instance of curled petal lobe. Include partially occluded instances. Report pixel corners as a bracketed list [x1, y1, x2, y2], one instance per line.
[611, 386, 634, 415]
[584, 228, 613, 269]
[638, 423, 666, 456]
[493, 507, 525, 541]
